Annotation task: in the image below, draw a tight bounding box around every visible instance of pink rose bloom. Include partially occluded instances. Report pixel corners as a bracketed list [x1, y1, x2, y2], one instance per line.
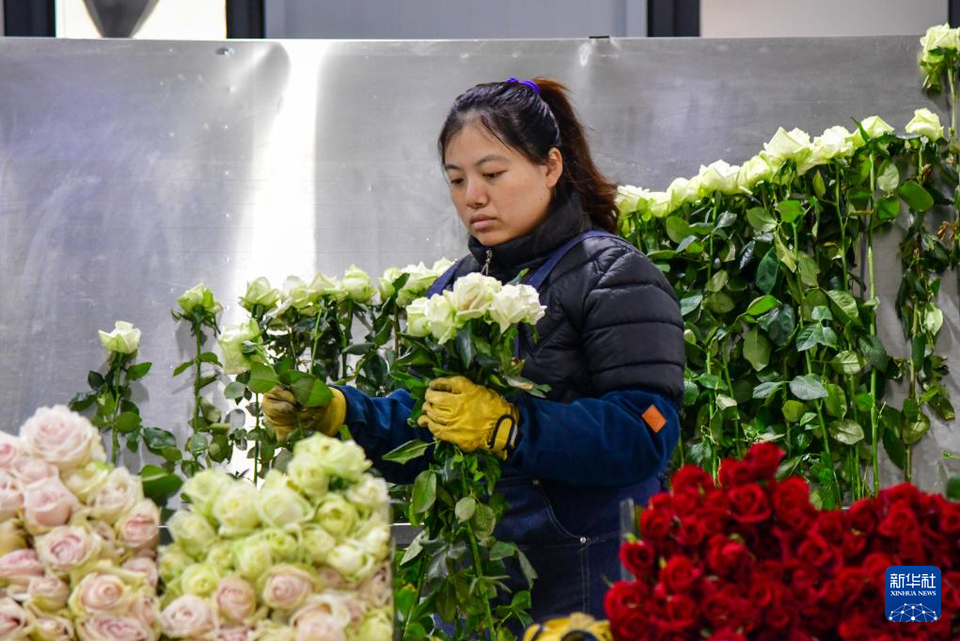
[122, 556, 159, 588]
[0, 471, 23, 521]
[20, 405, 101, 472]
[36, 526, 100, 575]
[261, 566, 314, 612]
[161, 595, 216, 639]
[76, 615, 154, 641]
[87, 520, 123, 562]
[75, 572, 131, 615]
[290, 595, 351, 632]
[27, 574, 70, 610]
[91, 468, 142, 524]
[358, 563, 392, 609]
[316, 568, 345, 590]
[32, 613, 74, 640]
[216, 627, 253, 641]
[0, 434, 24, 470]
[0, 597, 32, 638]
[292, 609, 346, 641]
[22, 477, 79, 532]
[129, 591, 160, 631]
[214, 576, 257, 624]
[117, 500, 160, 552]
[0, 549, 44, 585]
[9, 456, 59, 485]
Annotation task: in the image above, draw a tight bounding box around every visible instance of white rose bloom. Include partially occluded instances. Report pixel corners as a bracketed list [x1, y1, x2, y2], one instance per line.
[850, 115, 895, 147]
[279, 276, 316, 313]
[905, 108, 944, 142]
[404, 297, 431, 337]
[182, 468, 233, 521]
[218, 319, 262, 375]
[98, 321, 141, 355]
[647, 190, 673, 218]
[377, 267, 404, 301]
[697, 160, 741, 195]
[424, 293, 458, 344]
[240, 277, 280, 312]
[920, 23, 960, 60]
[761, 127, 812, 166]
[310, 272, 347, 302]
[20, 405, 101, 472]
[345, 476, 388, 511]
[615, 185, 647, 215]
[340, 266, 376, 304]
[212, 481, 261, 538]
[325, 542, 375, 584]
[737, 155, 775, 192]
[489, 284, 545, 332]
[449, 272, 500, 321]
[255, 483, 313, 530]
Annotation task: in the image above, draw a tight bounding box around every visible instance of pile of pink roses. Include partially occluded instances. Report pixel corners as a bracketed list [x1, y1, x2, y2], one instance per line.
[0, 405, 161, 640]
[157, 433, 393, 640]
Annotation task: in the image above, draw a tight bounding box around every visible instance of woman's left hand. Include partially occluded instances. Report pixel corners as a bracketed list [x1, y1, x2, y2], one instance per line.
[417, 376, 519, 459]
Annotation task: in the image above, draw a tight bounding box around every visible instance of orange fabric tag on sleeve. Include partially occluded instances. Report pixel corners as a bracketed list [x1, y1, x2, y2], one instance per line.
[642, 405, 667, 433]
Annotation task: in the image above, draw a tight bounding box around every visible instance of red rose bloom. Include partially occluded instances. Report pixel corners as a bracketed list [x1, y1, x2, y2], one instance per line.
[877, 501, 920, 538]
[772, 477, 816, 530]
[742, 442, 784, 481]
[640, 507, 673, 543]
[707, 535, 753, 579]
[728, 482, 772, 524]
[620, 540, 656, 576]
[605, 580, 645, 625]
[848, 498, 878, 534]
[797, 532, 841, 575]
[939, 501, 960, 536]
[718, 459, 753, 488]
[676, 516, 706, 547]
[671, 464, 714, 495]
[660, 594, 699, 632]
[662, 555, 702, 593]
[878, 483, 920, 509]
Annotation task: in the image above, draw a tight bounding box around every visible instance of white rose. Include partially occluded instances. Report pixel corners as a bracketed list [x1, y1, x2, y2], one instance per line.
[116, 500, 160, 552]
[300, 526, 336, 566]
[449, 272, 500, 321]
[354, 608, 393, 641]
[180, 563, 221, 597]
[23, 477, 79, 533]
[403, 297, 431, 337]
[920, 23, 960, 59]
[158, 545, 194, 586]
[231, 537, 273, 583]
[376, 267, 404, 301]
[252, 620, 296, 641]
[424, 293, 458, 343]
[212, 481, 261, 538]
[294, 435, 370, 483]
[615, 185, 646, 215]
[70, 571, 133, 616]
[166, 511, 218, 560]
[255, 483, 312, 529]
[182, 468, 233, 521]
[341, 266, 376, 303]
[290, 595, 351, 634]
[325, 542, 375, 584]
[177, 283, 222, 316]
[218, 319, 262, 375]
[313, 494, 358, 539]
[122, 556, 159, 588]
[260, 565, 316, 612]
[280, 276, 317, 313]
[762, 127, 812, 167]
[286, 452, 329, 500]
[0, 597, 32, 639]
[905, 108, 944, 142]
[240, 277, 280, 312]
[310, 272, 347, 302]
[698, 160, 741, 195]
[98, 321, 141, 355]
[644, 190, 671, 218]
[36, 526, 100, 575]
[20, 405, 101, 472]
[489, 284, 545, 332]
[358, 563, 392, 609]
[63, 461, 111, 503]
[351, 522, 391, 560]
[345, 476, 388, 511]
[160, 595, 215, 639]
[90, 468, 143, 524]
[851, 115, 895, 147]
[0, 549, 44, 587]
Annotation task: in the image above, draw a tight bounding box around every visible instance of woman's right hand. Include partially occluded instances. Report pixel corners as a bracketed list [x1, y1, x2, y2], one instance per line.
[261, 386, 346, 441]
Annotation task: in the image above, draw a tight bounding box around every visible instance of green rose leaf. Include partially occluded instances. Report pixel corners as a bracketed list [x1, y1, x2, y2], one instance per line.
[140, 464, 183, 505]
[412, 470, 437, 514]
[246, 362, 279, 394]
[877, 161, 900, 193]
[782, 400, 806, 423]
[666, 216, 693, 243]
[797, 254, 820, 287]
[898, 182, 934, 212]
[776, 199, 804, 224]
[947, 477, 960, 502]
[383, 439, 431, 464]
[291, 375, 333, 408]
[115, 411, 142, 433]
[758, 304, 796, 346]
[224, 381, 246, 400]
[902, 412, 931, 446]
[774, 236, 797, 273]
[743, 295, 779, 318]
[826, 290, 860, 325]
[824, 383, 847, 419]
[829, 419, 865, 445]
[127, 362, 152, 381]
[679, 294, 703, 317]
[743, 328, 772, 371]
[756, 249, 780, 294]
[716, 394, 738, 411]
[830, 351, 862, 375]
[858, 334, 890, 372]
[746, 207, 777, 233]
[752, 381, 783, 399]
[789, 374, 828, 400]
[454, 497, 477, 523]
[877, 196, 900, 222]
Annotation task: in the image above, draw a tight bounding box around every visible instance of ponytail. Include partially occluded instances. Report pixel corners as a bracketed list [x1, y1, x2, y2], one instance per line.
[438, 77, 619, 232]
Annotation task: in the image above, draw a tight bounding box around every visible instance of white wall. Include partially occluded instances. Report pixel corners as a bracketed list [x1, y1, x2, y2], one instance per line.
[701, 0, 947, 38]
[265, 0, 647, 39]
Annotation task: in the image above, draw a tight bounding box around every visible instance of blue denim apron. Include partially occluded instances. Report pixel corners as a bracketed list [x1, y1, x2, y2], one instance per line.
[428, 230, 667, 623]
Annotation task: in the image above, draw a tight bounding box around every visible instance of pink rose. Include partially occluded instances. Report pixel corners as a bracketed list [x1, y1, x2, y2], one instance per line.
[36, 526, 100, 575]
[215, 576, 257, 624]
[117, 500, 160, 552]
[316, 568, 345, 590]
[91, 469, 142, 524]
[32, 614, 74, 640]
[216, 626, 253, 641]
[293, 611, 345, 641]
[261, 566, 315, 611]
[87, 520, 123, 562]
[9, 456, 59, 485]
[27, 575, 69, 610]
[160, 595, 216, 639]
[0, 597, 32, 638]
[358, 563, 392, 608]
[23, 477, 79, 532]
[20, 405, 101, 472]
[0, 471, 23, 521]
[290, 595, 351, 632]
[129, 591, 160, 631]
[76, 615, 153, 641]
[0, 434, 24, 469]
[0, 549, 44, 585]
[122, 556, 159, 588]
[75, 572, 131, 615]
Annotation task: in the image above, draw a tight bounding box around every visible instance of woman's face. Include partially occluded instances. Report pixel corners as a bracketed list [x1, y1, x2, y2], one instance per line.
[443, 120, 563, 246]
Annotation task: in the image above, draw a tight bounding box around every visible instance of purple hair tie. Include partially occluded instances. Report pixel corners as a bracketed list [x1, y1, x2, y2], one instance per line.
[505, 76, 540, 94]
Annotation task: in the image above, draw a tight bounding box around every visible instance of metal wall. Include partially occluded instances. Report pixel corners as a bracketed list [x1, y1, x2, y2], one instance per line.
[0, 35, 956, 490]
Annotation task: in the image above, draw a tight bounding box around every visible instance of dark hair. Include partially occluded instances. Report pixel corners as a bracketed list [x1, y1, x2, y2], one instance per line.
[437, 77, 618, 233]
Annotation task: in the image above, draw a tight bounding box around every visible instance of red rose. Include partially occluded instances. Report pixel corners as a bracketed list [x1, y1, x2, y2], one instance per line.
[660, 594, 698, 632]
[649, 493, 674, 512]
[698, 489, 731, 535]
[718, 459, 753, 488]
[944, 572, 960, 610]
[605, 580, 647, 637]
[841, 531, 868, 561]
[834, 567, 868, 605]
[620, 540, 656, 577]
[708, 629, 748, 641]
[771, 477, 816, 530]
[747, 572, 775, 608]
[662, 555, 701, 594]
[671, 465, 714, 495]
[861, 552, 898, 591]
[878, 483, 920, 509]
[786, 561, 821, 606]
[639, 507, 674, 543]
[675, 517, 705, 547]
[671, 490, 700, 516]
[727, 483, 772, 524]
[812, 509, 846, 544]
[797, 532, 841, 575]
[939, 501, 960, 536]
[848, 498, 878, 535]
[897, 533, 928, 566]
[742, 442, 785, 481]
[702, 589, 749, 631]
[877, 501, 919, 538]
[611, 610, 649, 641]
[707, 535, 753, 579]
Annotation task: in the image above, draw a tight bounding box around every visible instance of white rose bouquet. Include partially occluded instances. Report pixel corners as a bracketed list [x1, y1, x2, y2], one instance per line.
[384, 272, 547, 638]
[157, 434, 393, 640]
[0, 405, 161, 640]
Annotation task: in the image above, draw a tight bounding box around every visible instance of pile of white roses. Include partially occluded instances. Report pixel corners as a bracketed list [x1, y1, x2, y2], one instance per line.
[617, 110, 945, 219]
[0, 406, 161, 640]
[919, 22, 960, 89]
[157, 433, 392, 641]
[405, 272, 546, 344]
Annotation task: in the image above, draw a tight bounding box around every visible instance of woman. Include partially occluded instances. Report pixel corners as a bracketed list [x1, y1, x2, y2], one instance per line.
[265, 77, 685, 621]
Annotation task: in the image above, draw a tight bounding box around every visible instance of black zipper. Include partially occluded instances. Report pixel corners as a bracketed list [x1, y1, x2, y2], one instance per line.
[481, 249, 493, 276]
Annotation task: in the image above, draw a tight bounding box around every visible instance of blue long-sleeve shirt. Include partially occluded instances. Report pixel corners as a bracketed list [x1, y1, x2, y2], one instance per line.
[337, 384, 679, 488]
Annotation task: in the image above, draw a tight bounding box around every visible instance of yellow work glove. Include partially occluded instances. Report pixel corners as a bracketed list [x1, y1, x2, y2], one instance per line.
[522, 613, 612, 641]
[262, 386, 346, 442]
[416, 376, 520, 459]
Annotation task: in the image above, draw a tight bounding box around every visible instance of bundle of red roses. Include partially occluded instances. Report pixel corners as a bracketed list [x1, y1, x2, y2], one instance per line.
[605, 442, 960, 641]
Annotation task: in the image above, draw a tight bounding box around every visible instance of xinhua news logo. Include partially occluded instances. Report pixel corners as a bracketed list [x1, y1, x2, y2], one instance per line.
[885, 566, 941, 623]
